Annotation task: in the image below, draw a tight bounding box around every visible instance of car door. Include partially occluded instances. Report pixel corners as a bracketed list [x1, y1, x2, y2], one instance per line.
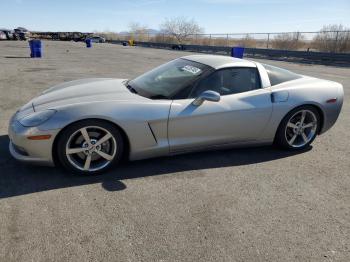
[168, 67, 273, 152]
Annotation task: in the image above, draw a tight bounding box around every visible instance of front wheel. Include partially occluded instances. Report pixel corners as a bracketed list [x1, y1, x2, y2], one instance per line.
[56, 120, 124, 175]
[275, 106, 320, 150]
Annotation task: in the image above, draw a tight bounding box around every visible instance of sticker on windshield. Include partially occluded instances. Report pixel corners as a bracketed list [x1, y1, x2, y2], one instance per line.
[182, 65, 202, 75]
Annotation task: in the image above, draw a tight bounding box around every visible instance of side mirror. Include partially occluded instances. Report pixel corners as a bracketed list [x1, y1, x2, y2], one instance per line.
[192, 90, 221, 106]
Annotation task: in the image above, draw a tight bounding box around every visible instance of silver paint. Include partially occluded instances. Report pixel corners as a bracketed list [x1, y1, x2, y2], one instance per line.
[8, 55, 344, 166]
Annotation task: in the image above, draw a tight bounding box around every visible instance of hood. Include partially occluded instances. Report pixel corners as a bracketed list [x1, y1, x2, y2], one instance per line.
[29, 78, 149, 110]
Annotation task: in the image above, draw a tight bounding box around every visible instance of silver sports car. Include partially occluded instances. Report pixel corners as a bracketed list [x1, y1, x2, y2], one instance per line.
[8, 55, 343, 174]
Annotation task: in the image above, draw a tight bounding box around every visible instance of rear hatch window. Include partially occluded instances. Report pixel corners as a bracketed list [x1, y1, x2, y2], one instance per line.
[263, 64, 301, 86]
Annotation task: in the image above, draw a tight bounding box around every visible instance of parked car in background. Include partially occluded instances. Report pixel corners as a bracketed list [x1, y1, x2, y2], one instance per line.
[0, 29, 14, 40]
[14, 27, 28, 40]
[90, 36, 106, 43]
[13, 32, 27, 41]
[0, 27, 28, 40]
[0, 31, 7, 40]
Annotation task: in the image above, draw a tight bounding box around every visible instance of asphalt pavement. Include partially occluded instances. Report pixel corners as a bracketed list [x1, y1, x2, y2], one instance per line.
[0, 41, 349, 261]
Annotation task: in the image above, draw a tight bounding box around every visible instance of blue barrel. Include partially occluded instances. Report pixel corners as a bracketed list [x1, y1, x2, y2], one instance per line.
[231, 47, 245, 59]
[29, 40, 42, 58]
[85, 38, 92, 48]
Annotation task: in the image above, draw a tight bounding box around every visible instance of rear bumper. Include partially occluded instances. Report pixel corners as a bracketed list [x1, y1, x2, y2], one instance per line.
[319, 85, 344, 134]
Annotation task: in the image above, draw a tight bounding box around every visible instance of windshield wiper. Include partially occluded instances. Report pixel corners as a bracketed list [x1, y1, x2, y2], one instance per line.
[149, 94, 168, 99]
[125, 81, 138, 94]
[128, 85, 138, 94]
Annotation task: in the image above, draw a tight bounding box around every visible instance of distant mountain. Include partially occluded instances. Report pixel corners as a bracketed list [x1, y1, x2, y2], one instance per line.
[147, 29, 160, 35]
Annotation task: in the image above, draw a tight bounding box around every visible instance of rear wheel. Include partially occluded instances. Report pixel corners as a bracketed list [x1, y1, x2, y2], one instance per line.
[275, 106, 320, 150]
[56, 120, 124, 175]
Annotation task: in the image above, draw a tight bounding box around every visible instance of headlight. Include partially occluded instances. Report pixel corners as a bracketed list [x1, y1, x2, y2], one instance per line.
[19, 110, 56, 127]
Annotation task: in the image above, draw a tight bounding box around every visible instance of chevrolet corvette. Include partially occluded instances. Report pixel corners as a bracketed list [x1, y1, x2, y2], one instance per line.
[8, 55, 343, 174]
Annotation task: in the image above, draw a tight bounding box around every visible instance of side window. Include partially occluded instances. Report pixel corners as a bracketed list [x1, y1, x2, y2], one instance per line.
[191, 68, 261, 97]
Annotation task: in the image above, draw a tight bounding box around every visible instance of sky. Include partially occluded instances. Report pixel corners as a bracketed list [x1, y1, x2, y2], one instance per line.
[1, 0, 350, 33]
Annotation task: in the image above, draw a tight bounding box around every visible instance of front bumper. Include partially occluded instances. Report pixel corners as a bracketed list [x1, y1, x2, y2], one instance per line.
[8, 113, 60, 166]
[9, 141, 53, 166]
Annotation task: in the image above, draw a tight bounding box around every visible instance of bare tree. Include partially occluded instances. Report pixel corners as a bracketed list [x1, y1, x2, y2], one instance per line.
[128, 22, 148, 34]
[313, 24, 350, 53]
[160, 16, 204, 43]
[94, 30, 119, 41]
[238, 34, 257, 48]
[272, 32, 305, 50]
[128, 22, 149, 41]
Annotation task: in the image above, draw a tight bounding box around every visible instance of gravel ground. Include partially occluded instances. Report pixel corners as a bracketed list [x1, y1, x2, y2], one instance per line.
[0, 41, 349, 262]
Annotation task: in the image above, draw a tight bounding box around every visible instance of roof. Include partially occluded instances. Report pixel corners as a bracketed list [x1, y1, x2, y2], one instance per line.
[183, 54, 256, 69]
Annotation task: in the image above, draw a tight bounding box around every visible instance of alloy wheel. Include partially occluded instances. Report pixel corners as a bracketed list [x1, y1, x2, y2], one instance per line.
[65, 126, 117, 172]
[285, 109, 318, 148]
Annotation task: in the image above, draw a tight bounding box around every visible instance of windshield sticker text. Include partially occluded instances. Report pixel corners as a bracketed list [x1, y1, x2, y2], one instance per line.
[182, 65, 202, 75]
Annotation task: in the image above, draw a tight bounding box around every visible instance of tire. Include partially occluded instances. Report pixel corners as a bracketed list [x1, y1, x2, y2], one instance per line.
[275, 105, 320, 150]
[56, 120, 124, 175]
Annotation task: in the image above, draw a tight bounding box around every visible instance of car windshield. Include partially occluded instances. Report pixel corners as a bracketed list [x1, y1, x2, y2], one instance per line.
[127, 58, 212, 99]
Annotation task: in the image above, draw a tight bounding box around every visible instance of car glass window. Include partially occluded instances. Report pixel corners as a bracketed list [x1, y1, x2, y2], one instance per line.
[262, 64, 301, 86]
[129, 59, 212, 99]
[191, 67, 261, 97]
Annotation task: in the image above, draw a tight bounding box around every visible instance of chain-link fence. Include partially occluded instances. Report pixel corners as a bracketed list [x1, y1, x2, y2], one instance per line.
[100, 31, 350, 53]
